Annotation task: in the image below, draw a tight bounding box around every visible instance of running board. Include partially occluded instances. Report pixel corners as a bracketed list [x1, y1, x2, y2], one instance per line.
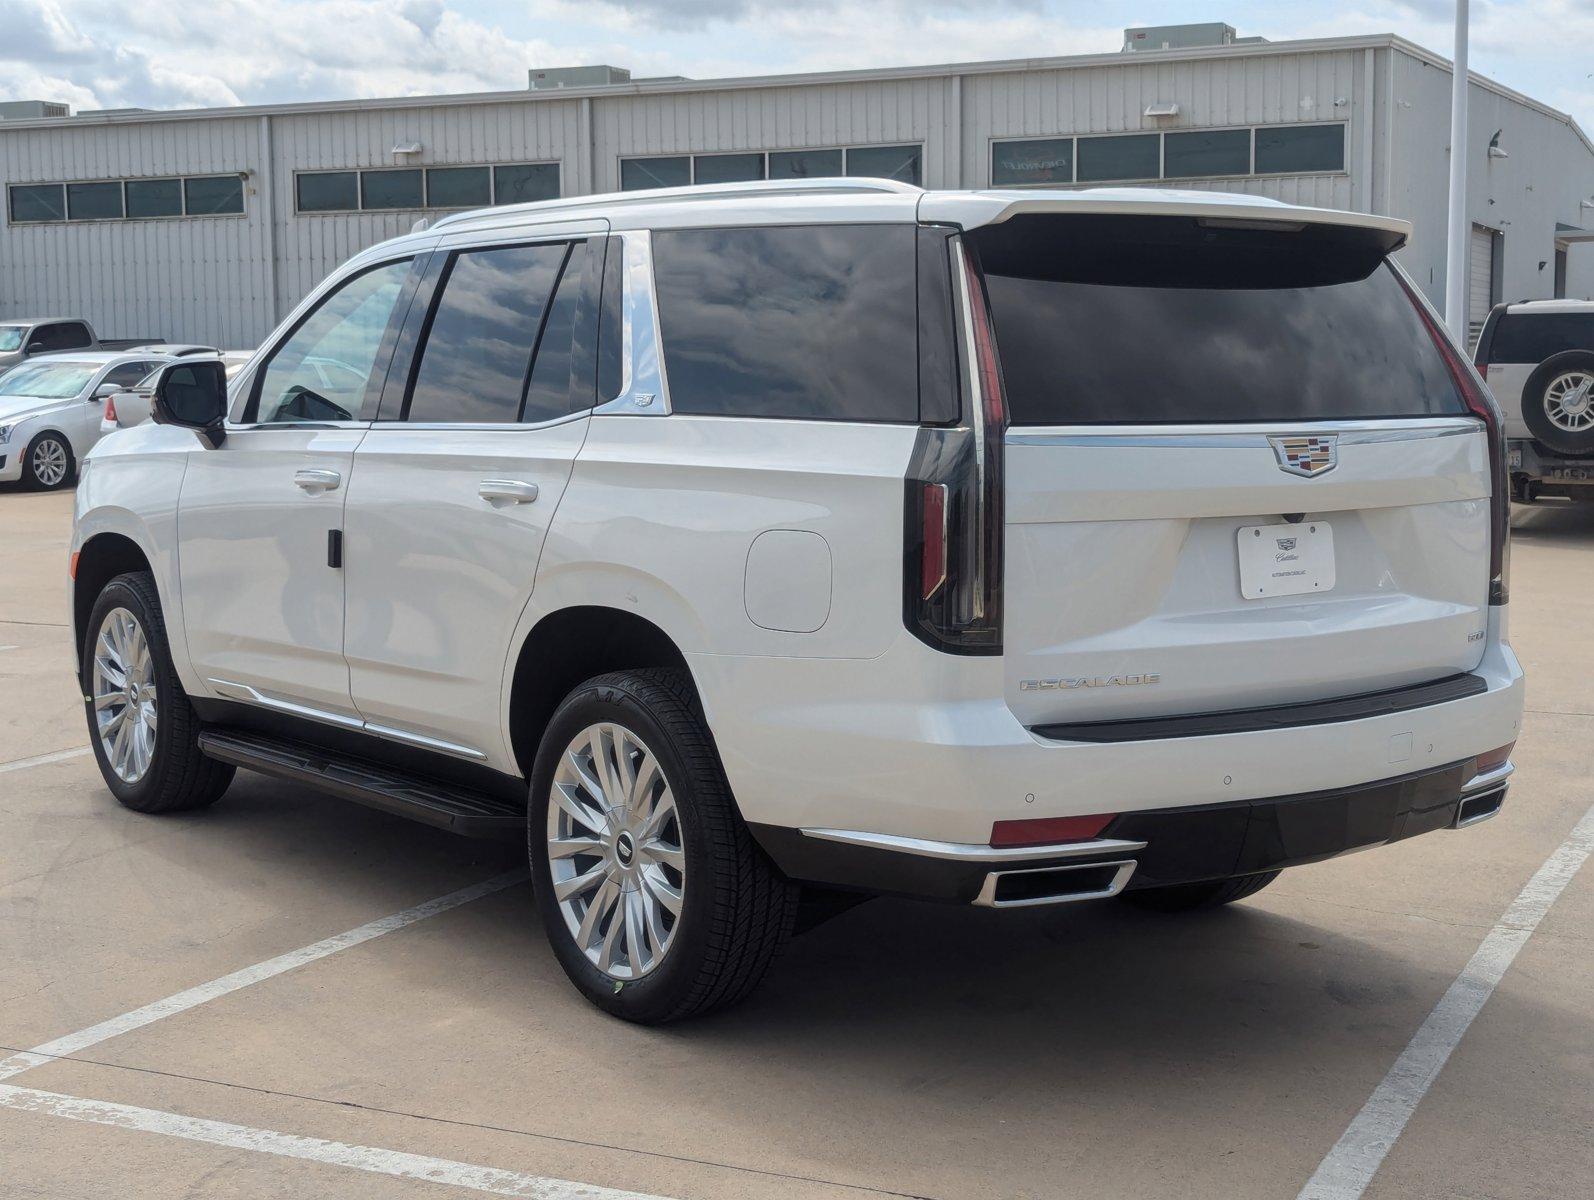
[196, 728, 525, 838]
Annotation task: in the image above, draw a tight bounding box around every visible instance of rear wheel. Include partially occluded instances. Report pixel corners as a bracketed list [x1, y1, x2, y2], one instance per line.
[83, 572, 234, 813]
[23, 432, 73, 489]
[528, 669, 797, 1023]
[1522, 350, 1594, 456]
[1119, 870, 1280, 913]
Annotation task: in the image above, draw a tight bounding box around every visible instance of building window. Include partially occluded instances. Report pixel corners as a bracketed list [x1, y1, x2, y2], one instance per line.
[126, 178, 182, 218]
[845, 144, 921, 184]
[1254, 123, 1345, 174]
[621, 144, 924, 192]
[1163, 128, 1251, 178]
[621, 157, 691, 191]
[990, 121, 1346, 187]
[361, 168, 423, 210]
[66, 181, 123, 220]
[426, 165, 490, 208]
[184, 175, 245, 215]
[991, 138, 1073, 186]
[297, 171, 359, 212]
[9, 183, 66, 223]
[769, 148, 844, 179]
[493, 163, 560, 205]
[1076, 133, 1161, 182]
[693, 152, 764, 184]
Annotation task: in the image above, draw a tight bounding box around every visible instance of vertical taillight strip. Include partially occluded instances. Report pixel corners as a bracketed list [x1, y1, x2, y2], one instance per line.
[1396, 268, 1510, 604]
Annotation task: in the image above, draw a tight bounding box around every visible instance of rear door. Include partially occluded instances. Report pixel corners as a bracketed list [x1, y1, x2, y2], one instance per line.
[341, 223, 606, 764]
[965, 212, 1493, 730]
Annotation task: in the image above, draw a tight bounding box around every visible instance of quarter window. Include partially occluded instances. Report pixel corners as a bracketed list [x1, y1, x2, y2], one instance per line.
[405, 243, 569, 424]
[652, 224, 918, 422]
[253, 259, 413, 424]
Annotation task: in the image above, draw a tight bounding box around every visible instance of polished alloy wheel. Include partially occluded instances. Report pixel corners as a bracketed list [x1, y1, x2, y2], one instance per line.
[31, 437, 68, 487]
[546, 722, 686, 980]
[1545, 370, 1594, 433]
[92, 606, 158, 783]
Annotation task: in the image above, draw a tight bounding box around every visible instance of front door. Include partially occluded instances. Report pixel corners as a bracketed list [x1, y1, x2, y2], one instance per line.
[178, 255, 419, 722]
[343, 231, 604, 766]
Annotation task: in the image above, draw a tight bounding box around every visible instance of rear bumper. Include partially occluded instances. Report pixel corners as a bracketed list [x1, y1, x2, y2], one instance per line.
[752, 757, 1513, 906]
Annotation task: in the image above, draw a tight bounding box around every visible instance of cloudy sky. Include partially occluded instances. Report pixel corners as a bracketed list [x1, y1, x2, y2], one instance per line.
[6, 1, 1594, 132]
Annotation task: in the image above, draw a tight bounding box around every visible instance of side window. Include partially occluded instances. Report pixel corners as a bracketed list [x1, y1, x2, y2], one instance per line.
[252, 259, 412, 423]
[652, 224, 918, 421]
[404, 242, 567, 423]
[521, 242, 589, 422]
[32, 324, 69, 351]
[1488, 314, 1594, 364]
[56, 323, 94, 349]
[102, 361, 159, 389]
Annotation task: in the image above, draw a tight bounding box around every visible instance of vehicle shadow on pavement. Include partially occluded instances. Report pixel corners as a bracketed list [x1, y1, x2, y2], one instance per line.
[1511, 498, 1594, 542]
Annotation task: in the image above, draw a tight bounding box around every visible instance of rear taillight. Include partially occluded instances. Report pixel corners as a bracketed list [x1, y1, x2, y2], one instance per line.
[1398, 272, 1510, 605]
[103, 395, 118, 424]
[990, 814, 1115, 848]
[903, 239, 1005, 654]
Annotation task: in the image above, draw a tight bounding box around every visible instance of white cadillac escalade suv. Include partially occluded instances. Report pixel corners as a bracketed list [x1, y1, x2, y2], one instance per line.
[72, 180, 1525, 1023]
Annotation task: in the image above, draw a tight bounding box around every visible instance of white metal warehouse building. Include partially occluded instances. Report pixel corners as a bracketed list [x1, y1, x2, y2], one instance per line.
[3, 26, 1594, 350]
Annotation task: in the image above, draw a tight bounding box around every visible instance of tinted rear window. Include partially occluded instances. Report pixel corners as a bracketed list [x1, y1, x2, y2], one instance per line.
[1484, 313, 1594, 364]
[973, 215, 1463, 425]
[653, 224, 917, 422]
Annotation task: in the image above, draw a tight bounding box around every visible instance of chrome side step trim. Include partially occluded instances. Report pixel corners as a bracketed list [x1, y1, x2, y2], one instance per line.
[206, 678, 487, 762]
[799, 827, 1147, 863]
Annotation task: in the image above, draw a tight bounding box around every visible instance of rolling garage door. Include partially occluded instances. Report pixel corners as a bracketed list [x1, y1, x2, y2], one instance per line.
[1469, 224, 1499, 349]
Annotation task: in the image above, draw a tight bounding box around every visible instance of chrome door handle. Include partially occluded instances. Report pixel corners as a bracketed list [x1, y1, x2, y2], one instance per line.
[293, 468, 342, 493]
[479, 479, 539, 505]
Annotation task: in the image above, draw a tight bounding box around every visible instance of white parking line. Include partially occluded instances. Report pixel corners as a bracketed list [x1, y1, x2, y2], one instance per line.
[0, 746, 91, 774]
[0, 869, 528, 1081]
[1298, 800, 1594, 1200]
[0, 1084, 673, 1200]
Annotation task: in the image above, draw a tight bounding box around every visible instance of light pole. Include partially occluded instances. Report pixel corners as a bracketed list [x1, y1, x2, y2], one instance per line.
[1444, 0, 1471, 343]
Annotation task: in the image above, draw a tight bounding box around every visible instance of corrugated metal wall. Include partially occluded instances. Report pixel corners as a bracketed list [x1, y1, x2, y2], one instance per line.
[1, 41, 1590, 347]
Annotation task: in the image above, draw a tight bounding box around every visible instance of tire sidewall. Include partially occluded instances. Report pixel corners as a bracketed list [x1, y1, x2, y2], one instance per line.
[1522, 350, 1594, 456]
[528, 677, 721, 1021]
[82, 575, 185, 808]
[23, 432, 74, 490]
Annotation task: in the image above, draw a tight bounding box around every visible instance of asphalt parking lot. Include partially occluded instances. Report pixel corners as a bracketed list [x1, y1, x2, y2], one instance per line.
[1, 484, 1590, 1200]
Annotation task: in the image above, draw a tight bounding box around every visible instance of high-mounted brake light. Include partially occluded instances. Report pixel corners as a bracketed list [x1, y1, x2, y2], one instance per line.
[1398, 272, 1510, 605]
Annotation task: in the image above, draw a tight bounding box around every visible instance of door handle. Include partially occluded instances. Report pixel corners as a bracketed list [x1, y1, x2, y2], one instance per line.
[294, 468, 342, 493]
[479, 479, 539, 505]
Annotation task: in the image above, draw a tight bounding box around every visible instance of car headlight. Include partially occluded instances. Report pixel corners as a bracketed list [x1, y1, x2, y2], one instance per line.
[0, 424, 12, 445]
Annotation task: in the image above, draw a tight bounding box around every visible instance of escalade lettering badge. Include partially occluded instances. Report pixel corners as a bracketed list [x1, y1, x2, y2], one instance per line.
[1269, 434, 1338, 478]
[1020, 673, 1160, 692]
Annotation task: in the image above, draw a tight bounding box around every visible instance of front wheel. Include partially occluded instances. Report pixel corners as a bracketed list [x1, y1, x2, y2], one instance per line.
[83, 571, 234, 813]
[23, 432, 73, 489]
[1119, 870, 1280, 913]
[528, 669, 797, 1023]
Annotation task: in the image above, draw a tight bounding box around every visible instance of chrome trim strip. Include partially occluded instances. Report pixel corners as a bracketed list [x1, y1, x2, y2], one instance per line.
[206, 678, 487, 762]
[1008, 419, 1480, 449]
[1460, 761, 1514, 795]
[800, 827, 1147, 862]
[973, 859, 1138, 908]
[594, 229, 672, 417]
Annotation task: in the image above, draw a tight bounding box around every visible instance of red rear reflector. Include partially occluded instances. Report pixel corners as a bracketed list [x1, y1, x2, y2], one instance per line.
[1475, 742, 1514, 773]
[69, 551, 79, 580]
[990, 814, 1115, 848]
[920, 482, 948, 599]
[103, 395, 118, 423]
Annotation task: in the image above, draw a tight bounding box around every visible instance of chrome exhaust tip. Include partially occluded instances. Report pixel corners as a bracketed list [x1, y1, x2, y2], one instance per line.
[974, 859, 1137, 908]
[1454, 787, 1507, 829]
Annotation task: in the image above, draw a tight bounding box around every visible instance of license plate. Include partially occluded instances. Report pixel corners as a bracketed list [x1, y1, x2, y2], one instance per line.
[1237, 521, 1335, 600]
[1508, 445, 1523, 468]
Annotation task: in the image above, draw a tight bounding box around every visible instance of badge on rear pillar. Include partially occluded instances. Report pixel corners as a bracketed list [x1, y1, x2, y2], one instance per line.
[1269, 434, 1338, 477]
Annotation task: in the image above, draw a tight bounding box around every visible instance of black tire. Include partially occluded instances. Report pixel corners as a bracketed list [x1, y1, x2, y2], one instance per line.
[22, 431, 74, 490]
[528, 669, 797, 1023]
[82, 571, 234, 813]
[1521, 350, 1594, 457]
[1119, 870, 1280, 913]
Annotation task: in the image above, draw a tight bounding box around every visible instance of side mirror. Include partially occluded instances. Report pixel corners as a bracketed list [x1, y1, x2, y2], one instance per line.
[151, 360, 228, 448]
[93, 383, 120, 400]
[25, 341, 44, 355]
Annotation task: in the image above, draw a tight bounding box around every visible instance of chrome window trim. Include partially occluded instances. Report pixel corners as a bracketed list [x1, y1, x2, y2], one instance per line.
[1007, 417, 1482, 449]
[595, 229, 672, 417]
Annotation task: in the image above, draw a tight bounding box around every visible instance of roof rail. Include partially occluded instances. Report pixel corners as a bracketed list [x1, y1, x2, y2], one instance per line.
[428, 176, 922, 232]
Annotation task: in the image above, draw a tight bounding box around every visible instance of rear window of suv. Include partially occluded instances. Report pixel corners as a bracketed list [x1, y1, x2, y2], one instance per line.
[1481, 312, 1594, 365]
[652, 224, 917, 422]
[970, 214, 1465, 425]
